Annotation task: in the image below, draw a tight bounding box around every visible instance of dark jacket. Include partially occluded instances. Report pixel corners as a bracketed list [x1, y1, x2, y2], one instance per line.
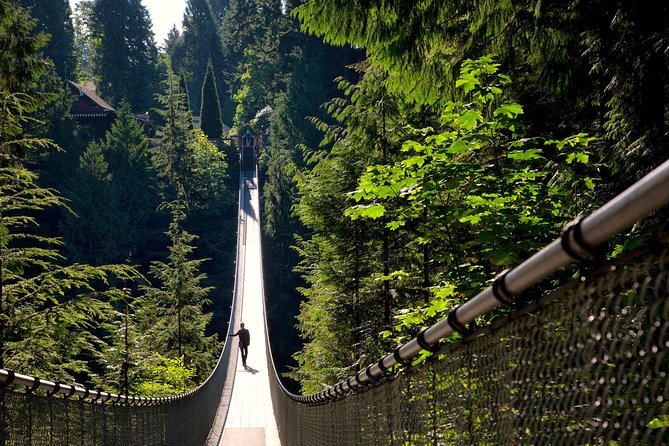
[231, 328, 250, 347]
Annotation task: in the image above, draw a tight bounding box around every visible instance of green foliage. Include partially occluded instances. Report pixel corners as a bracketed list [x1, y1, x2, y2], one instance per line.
[292, 56, 603, 392]
[187, 130, 229, 209]
[172, 0, 227, 115]
[200, 60, 224, 139]
[232, 18, 286, 128]
[0, 167, 139, 380]
[139, 198, 220, 381]
[0, 0, 234, 398]
[90, 0, 159, 110]
[71, 0, 98, 85]
[290, 64, 410, 393]
[0, 1, 50, 95]
[648, 415, 669, 429]
[0, 2, 145, 388]
[348, 57, 599, 274]
[16, 0, 75, 79]
[132, 355, 195, 397]
[60, 102, 159, 265]
[381, 284, 461, 365]
[153, 63, 195, 197]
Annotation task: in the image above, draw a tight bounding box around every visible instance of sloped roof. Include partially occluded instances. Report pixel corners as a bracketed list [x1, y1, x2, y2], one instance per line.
[67, 80, 116, 117]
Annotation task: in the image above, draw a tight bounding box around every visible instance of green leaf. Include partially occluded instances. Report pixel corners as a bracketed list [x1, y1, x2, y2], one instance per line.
[404, 156, 426, 168]
[456, 73, 480, 93]
[648, 415, 669, 429]
[447, 140, 469, 154]
[456, 110, 483, 131]
[575, 152, 589, 164]
[432, 284, 457, 299]
[460, 212, 489, 224]
[507, 149, 543, 161]
[356, 204, 386, 219]
[493, 103, 523, 118]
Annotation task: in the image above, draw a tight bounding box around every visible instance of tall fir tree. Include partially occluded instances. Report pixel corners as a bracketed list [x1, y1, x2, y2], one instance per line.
[16, 0, 75, 79]
[219, 0, 279, 123]
[91, 0, 159, 111]
[176, 0, 227, 116]
[153, 64, 195, 199]
[139, 198, 219, 380]
[179, 70, 193, 115]
[60, 141, 121, 264]
[200, 60, 224, 138]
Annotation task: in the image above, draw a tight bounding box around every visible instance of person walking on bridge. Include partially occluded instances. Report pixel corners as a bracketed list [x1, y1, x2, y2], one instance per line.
[229, 323, 250, 366]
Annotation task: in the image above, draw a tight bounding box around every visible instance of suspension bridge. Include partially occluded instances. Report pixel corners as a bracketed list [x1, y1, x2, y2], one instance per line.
[2, 155, 669, 445]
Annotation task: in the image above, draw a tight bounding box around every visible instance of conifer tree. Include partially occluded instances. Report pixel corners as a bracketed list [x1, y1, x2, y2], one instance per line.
[222, 0, 282, 124]
[101, 102, 159, 262]
[60, 101, 159, 265]
[140, 198, 219, 380]
[153, 65, 195, 199]
[179, 70, 193, 115]
[208, 0, 231, 21]
[91, 0, 159, 111]
[16, 0, 75, 79]
[259, 8, 360, 384]
[200, 60, 224, 138]
[60, 141, 122, 264]
[178, 0, 227, 115]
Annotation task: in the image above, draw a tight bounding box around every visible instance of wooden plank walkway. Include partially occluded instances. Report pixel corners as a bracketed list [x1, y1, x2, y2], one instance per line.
[218, 171, 281, 446]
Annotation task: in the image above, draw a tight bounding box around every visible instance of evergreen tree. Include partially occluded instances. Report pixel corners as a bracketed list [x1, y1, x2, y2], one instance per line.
[0, 166, 135, 381]
[59, 102, 160, 265]
[200, 60, 224, 138]
[294, 1, 669, 188]
[179, 70, 193, 115]
[220, 0, 264, 90]
[101, 102, 159, 263]
[153, 63, 230, 206]
[153, 64, 195, 199]
[99, 287, 145, 395]
[289, 66, 406, 392]
[16, 0, 75, 79]
[71, 0, 97, 85]
[91, 0, 160, 111]
[232, 20, 284, 127]
[208, 0, 230, 21]
[140, 198, 219, 380]
[60, 141, 121, 264]
[162, 24, 181, 53]
[177, 0, 227, 115]
[221, 0, 283, 126]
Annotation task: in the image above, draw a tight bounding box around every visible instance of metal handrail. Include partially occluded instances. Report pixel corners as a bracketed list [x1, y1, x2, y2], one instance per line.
[0, 366, 201, 404]
[280, 158, 669, 403]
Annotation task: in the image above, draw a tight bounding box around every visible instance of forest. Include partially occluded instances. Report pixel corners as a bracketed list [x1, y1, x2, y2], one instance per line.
[1, 0, 668, 398]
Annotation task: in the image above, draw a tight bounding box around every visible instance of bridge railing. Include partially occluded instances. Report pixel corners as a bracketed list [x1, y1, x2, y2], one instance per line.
[265, 159, 669, 445]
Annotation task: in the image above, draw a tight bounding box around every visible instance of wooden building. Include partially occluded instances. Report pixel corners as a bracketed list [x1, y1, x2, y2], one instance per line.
[67, 80, 116, 140]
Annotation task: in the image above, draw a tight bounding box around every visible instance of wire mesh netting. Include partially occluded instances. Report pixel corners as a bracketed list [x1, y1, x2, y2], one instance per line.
[270, 242, 669, 445]
[0, 316, 238, 446]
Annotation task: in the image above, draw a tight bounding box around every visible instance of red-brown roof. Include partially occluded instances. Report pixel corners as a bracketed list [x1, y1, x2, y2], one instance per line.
[68, 80, 116, 117]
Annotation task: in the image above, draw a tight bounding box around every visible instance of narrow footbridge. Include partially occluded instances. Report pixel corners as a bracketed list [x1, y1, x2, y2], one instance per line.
[2, 159, 669, 445]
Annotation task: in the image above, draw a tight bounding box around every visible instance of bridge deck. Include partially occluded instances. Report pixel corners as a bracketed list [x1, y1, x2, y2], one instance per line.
[218, 170, 280, 446]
